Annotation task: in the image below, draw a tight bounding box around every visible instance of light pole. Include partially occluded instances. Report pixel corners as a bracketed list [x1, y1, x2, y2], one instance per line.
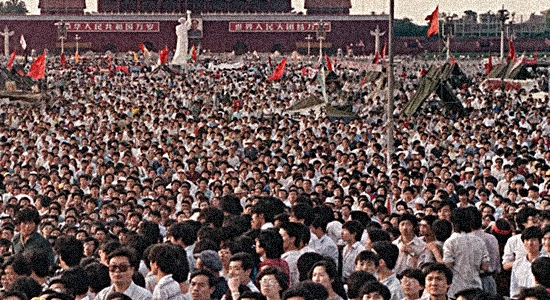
[305, 34, 312, 57]
[316, 20, 326, 60]
[75, 34, 80, 55]
[386, 0, 395, 170]
[444, 15, 455, 60]
[497, 5, 509, 61]
[55, 20, 68, 54]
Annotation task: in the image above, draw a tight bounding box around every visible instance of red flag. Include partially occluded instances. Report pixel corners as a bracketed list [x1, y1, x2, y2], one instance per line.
[159, 45, 169, 65]
[301, 68, 307, 77]
[7, 51, 16, 70]
[450, 56, 456, 67]
[115, 65, 129, 74]
[267, 58, 287, 82]
[381, 42, 387, 59]
[191, 45, 197, 62]
[360, 77, 366, 86]
[425, 6, 439, 37]
[325, 54, 333, 71]
[484, 54, 493, 76]
[545, 38, 550, 47]
[373, 51, 379, 64]
[139, 43, 146, 52]
[60, 53, 66, 68]
[507, 40, 516, 62]
[27, 52, 46, 80]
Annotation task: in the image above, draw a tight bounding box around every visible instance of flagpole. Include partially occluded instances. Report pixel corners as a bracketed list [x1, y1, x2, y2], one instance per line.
[386, 0, 395, 170]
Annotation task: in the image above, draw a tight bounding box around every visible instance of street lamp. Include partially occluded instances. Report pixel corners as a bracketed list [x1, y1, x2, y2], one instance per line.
[444, 14, 455, 60]
[316, 20, 326, 59]
[305, 34, 312, 57]
[54, 20, 68, 54]
[497, 5, 509, 61]
[75, 34, 80, 55]
[386, 0, 395, 169]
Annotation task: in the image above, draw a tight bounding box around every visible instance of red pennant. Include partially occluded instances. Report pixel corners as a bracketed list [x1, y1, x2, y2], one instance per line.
[484, 54, 493, 76]
[159, 45, 169, 65]
[425, 6, 439, 37]
[267, 58, 287, 82]
[507, 40, 516, 62]
[373, 51, 379, 64]
[115, 65, 129, 74]
[191, 45, 197, 62]
[325, 54, 333, 71]
[27, 52, 46, 80]
[60, 53, 66, 68]
[7, 51, 16, 70]
[139, 43, 146, 53]
[381, 42, 387, 59]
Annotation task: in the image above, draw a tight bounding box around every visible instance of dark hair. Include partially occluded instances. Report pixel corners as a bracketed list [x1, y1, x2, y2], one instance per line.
[521, 226, 543, 243]
[423, 262, 453, 285]
[61, 266, 89, 296]
[432, 219, 453, 243]
[355, 250, 379, 266]
[296, 252, 324, 282]
[7, 277, 41, 299]
[230, 252, 255, 272]
[516, 207, 539, 231]
[238, 291, 266, 300]
[54, 235, 84, 267]
[399, 268, 425, 287]
[366, 229, 391, 244]
[308, 260, 347, 300]
[451, 208, 472, 233]
[346, 271, 377, 299]
[283, 285, 314, 300]
[147, 243, 178, 275]
[169, 221, 199, 246]
[517, 286, 550, 300]
[279, 222, 305, 249]
[358, 281, 391, 300]
[200, 207, 225, 228]
[107, 247, 140, 270]
[532, 257, 550, 288]
[24, 248, 50, 278]
[0, 291, 28, 300]
[257, 229, 284, 259]
[465, 206, 483, 230]
[105, 292, 133, 300]
[398, 213, 418, 228]
[371, 241, 399, 270]
[256, 266, 289, 296]
[84, 262, 111, 293]
[453, 288, 485, 300]
[342, 220, 364, 242]
[7, 254, 31, 276]
[293, 281, 328, 300]
[190, 269, 217, 287]
[291, 203, 314, 226]
[14, 208, 40, 225]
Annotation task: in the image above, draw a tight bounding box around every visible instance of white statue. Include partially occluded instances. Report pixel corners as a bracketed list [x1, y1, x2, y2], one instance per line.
[171, 10, 192, 65]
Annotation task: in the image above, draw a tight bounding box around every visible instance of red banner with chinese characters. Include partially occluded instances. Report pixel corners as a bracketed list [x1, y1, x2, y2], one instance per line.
[66, 22, 160, 32]
[228, 22, 331, 32]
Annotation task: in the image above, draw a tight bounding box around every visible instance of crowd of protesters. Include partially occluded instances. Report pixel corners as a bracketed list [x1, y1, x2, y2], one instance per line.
[0, 51, 548, 300]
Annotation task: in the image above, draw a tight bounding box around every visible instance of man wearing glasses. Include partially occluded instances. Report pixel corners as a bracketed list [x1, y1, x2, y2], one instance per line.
[95, 247, 152, 300]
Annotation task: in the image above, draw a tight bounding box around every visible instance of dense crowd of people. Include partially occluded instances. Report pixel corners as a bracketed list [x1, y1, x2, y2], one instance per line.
[0, 51, 548, 300]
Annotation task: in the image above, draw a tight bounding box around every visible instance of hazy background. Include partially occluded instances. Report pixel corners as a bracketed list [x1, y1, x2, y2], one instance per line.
[23, 0, 548, 24]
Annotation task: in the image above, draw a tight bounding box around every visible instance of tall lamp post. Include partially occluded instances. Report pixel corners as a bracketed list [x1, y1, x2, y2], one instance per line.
[386, 0, 395, 169]
[305, 34, 312, 57]
[444, 15, 455, 60]
[55, 20, 68, 54]
[497, 6, 509, 61]
[75, 34, 80, 55]
[316, 20, 326, 59]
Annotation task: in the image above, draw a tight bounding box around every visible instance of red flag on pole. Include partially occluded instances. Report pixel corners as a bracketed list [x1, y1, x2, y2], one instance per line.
[7, 51, 16, 70]
[60, 53, 66, 68]
[381, 42, 387, 59]
[115, 65, 129, 74]
[425, 6, 439, 37]
[267, 58, 287, 82]
[139, 43, 146, 52]
[373, 51, 379, 64]
[484, 53, 493, 76]
[507, 40, 516, 62]
[325, 54, 333, 71]
[27, 52, 46, 80]
[191, 45, 197, 62]
[159, 45, 169, 65]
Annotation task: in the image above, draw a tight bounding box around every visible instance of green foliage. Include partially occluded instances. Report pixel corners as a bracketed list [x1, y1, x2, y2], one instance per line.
[394, 18, 427, 37]
[0, 0, 27, 14]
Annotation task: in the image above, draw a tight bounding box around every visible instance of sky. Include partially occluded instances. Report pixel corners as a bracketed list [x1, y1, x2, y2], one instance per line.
[23, 0, 548, 24]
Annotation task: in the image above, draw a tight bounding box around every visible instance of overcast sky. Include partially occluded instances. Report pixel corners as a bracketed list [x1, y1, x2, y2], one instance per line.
[23, 0, 548, 24]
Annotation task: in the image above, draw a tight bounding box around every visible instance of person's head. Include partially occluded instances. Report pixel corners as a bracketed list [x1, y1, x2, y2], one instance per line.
[516, 207, 540, 231]
[517, 286, 550, 300]
[14, 208, 40, 237]
[451, 208, 472, 233]
[24, 248, 50, 279]
[398, 214, 418, 237]
[341, 220, 364, 243]
[282, 285, 314, 300]
[256, 229, 284, 259]
[358, 281, 391, 300]
[105, 292, 133, 300]
[60, 267, 89, 297]
[346, 271, 377, 300]
[256, 266, 289, 299]
[195, 249, 223, 272]
[83, 262, 111, 294]
[354, 250, 379, 274]
[423, 263, 453, 298]
[532, 256, 550, 288]
[308, 260, 338, 293]
[239, 291, 267, 300]
[453, 288, 485, 300]
[54, 235, 84, 268]
[229, 252, 255, 285]
[168, 221, 198, 247]
[371, 241, 399, 270]
[189, 269, 216, 300]
[148, 243, 178, 276]
[107, 247, 139, 287]
[522, 226, 543, 255]
[0, 290, 29, 300]
[398, 268, 425, 300]
[7, 276, 41, 299]
[279, 222, 305, 252]
[296, 252, 324, 282]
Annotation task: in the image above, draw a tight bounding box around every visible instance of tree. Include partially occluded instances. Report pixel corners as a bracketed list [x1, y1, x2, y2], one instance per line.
[0, 0, 27, 14]
[394, 18, 426, 37]
[462, 10, 478, 23]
